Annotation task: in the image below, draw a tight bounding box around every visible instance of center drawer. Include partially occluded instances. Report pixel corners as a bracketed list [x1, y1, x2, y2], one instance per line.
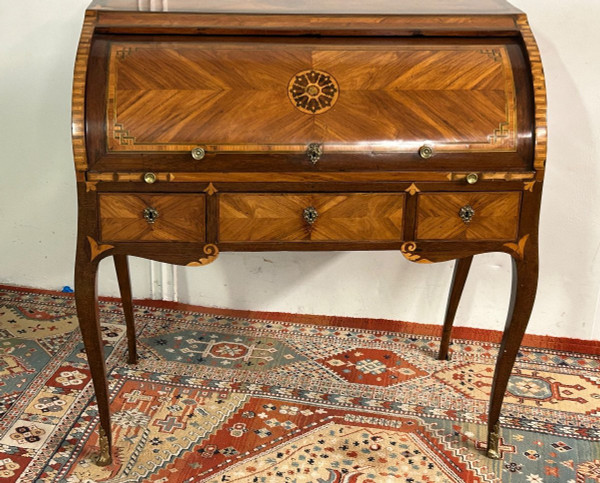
[218, 193, 405, 242]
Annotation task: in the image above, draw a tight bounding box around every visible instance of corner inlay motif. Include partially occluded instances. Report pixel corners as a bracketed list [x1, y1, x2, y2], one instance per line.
[405, 183, 420, 196]
[187, 244, 219, 267]
[504, 234, 530, 260]
[113, 123, 135, 146]
[203, 183, 218, 196]
[87, 236, 114, 262]
[401, 242, 433, 264]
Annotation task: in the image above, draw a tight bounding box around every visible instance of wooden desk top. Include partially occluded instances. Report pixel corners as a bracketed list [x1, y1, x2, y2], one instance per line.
[88, 0, 522, 15]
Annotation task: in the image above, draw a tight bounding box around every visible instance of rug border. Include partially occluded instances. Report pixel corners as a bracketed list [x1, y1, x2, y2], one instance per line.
[1, 283, 598, 356]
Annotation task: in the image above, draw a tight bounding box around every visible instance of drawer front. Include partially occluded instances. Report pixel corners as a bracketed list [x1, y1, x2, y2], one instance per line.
[99, 194, 205, 242]
[219, 194, 405, 242]
[416, 192, 521, 241]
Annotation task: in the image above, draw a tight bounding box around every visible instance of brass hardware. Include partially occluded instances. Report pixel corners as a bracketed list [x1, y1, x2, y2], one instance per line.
[143, 207, 159, 224]
[143, 172, 157, 184]
[419, 145, 434, 159]
[466, 173, 479, 185]
[96, 426, 112, 466]
[306, 143, 323, 165]
[458, 205, 475, 224]
[303, 206, 319, 225]
[191, 147, 206, 160]
[486, 421, 501, 459]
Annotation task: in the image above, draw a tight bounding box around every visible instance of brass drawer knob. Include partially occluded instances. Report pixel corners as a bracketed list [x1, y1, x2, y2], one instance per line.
[303, 206, 319, 225]
[306, 143, 323, 165]
[419, 144, 434, 159]
[143, 207, 159, 224]
[191, 147, 206, 160]
[458, 205, 475, 224]
[466, 173, 479, 185]
[143, 172, 157, 184]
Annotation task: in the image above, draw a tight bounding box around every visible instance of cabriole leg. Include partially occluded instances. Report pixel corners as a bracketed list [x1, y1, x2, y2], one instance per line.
[113, 255, 137, 364]
[486, 249, 538, 458]
[75, 247, 113, 466]
[438, 256, 473, 361]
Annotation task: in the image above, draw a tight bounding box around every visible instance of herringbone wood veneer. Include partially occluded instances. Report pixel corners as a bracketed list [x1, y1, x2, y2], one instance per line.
[219, 193, 405, 242]
[416, 192, 521, 241]
[107, 41, 515, 154]
[99, 194, 206, 242]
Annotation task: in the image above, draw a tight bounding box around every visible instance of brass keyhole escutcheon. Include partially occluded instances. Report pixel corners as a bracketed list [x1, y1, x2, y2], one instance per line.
[191, 147, 206, 160]
[303, 206, 318, 225]
[458, 205, 475, 224]
[143, 172, 157, 184]
[306, 143, 323, 165]
[143, 207, 159, 224]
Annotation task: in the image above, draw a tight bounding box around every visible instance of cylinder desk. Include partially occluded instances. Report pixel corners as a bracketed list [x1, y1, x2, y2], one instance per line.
[72, 0, 547, 465]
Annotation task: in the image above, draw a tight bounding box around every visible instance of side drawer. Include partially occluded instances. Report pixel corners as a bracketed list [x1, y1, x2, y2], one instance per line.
[219, 193, 405, 242]
[416, 192, 521, 241]
[99, 194, 206, 242]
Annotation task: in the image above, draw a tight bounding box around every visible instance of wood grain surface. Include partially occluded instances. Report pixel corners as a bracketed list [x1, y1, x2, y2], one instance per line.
[106, 39, 517, 155]
[219, 193, 405, 242]
[416, 192, 521, 241]
[72, 2, 546, 464]
[99, 194, 205, 242]
[71, 10, 97, 172]
[518, 16, 547, 174]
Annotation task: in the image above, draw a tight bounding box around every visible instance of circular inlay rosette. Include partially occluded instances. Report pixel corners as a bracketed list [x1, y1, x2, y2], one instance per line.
[288, 69, 339, 114]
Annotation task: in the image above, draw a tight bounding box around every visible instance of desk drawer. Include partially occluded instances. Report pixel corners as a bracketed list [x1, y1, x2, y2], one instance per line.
[416, 192, 521, 241]
[219, 193, 405, 242]
[99, 194, 205, 242]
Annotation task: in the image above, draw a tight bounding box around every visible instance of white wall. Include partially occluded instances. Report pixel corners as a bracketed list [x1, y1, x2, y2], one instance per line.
[1, 0, 599, 340]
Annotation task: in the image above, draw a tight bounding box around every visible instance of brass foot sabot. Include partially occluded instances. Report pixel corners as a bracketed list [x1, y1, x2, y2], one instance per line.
[486, 421, 501, 459]
[96, 426, 112, 466]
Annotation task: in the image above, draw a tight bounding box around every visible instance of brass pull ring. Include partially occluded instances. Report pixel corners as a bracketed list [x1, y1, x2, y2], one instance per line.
[143, 172, 157, 184]
[303, 206, 318, 225]
[143, 207, 159, 224]
[191, 147, 206, 160]
[466, 173, 479, 185]
[458, 205, 475, 224]
[419, 145, 434, 159]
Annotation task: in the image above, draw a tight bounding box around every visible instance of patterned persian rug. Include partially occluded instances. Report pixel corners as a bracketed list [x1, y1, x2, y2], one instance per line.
[0, 286, 599, 482]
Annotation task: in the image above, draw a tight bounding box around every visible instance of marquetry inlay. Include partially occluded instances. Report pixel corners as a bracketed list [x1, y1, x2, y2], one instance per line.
[87, 236, 114, 262]
[73, 1, 548, 467]
[401, 242, 433, 264]
[504, 234, 530, 260]
[105, 42, 518, 155]
[405, 183, 421, 196]
[186, 244, 219, 266]
[288, 69, 339, 114]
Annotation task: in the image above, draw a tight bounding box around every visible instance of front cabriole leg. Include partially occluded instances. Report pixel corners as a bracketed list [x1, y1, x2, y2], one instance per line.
[486, 236, 538, 458]
[75, 236, 114, 466]
[401, 238, 539, 459]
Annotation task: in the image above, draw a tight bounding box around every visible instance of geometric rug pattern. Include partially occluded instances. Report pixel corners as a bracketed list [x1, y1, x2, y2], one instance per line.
[0, 286, 599, 482]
